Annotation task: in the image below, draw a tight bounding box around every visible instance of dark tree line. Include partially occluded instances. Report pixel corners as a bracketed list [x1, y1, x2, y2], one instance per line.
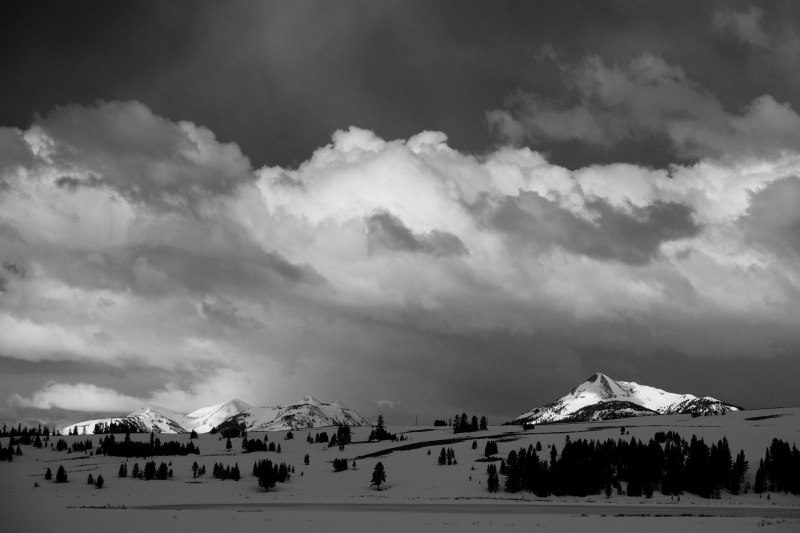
[211, 420, 247, 438]
[1, 423, 52, 438]
[123, 461, 173, 480]
[241, 436, 282, 453]
[307, 431, 330, 444]
[332, 458, 349, 472]
[452, 413, 488, 434]
[491, 432, 751, 499]
[96, 432, 199, 458]
[212, 462, 241, 481]
[92, 420, 145, 434]
[253, 459, 292, 491]
[754, 438, 800, 494]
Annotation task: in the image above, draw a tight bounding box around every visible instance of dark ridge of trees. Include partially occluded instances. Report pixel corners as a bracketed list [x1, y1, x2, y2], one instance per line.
[212, 462, 241, 481]
[96, 432, 200, 458]
[313, 431, 330, 444]
[241, 436, 274, 453]
[452, 413, 487, 434]
[211, 420, 247, 439]
[754, 438, 800, 494]
[497, 432, 754, 499]
[254, 459, 292, 491]
[92, 420, 145, 434]
[0, 423, 51, 438]
[332, 458, 349, 472]
[433, 420, 448, 427]
[126, 461, 173, 480]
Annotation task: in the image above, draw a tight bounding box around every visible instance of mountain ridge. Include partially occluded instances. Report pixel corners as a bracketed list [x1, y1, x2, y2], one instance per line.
[515, 372, 740, 425]
[58, 396, 370, 435]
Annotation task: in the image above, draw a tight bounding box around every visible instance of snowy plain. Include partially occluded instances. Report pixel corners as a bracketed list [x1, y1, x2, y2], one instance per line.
[2, 407, 800, 532]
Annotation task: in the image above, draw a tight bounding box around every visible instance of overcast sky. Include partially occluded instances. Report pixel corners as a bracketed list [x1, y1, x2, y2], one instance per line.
[2, 1, 800, 428]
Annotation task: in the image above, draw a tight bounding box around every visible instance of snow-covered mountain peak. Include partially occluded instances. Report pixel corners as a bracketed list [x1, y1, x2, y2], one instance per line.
[516, 373, 739, 425]
[571, 373, 629, 399]
[60, 396, 370, 435]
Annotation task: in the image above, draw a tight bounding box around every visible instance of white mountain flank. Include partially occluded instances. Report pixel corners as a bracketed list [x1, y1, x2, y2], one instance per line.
[58, 396, 369, 435]
[515, 373, 740, 424]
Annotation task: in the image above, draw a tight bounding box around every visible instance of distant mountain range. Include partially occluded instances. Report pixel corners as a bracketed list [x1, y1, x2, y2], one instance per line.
[58, 396, 371, 435]
[514, 373, 740, 425]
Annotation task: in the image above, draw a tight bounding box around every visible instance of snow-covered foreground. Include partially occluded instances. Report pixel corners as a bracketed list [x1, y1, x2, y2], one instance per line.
[3, 407, 800, 532]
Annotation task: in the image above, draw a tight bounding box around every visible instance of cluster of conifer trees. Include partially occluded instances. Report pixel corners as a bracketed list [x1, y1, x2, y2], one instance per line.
[332, 457, 350, 472]
[118, 460, 173, 480]
[437, 447, 457, 465]
[489, 432, 750, 498]
[368, 415, 396, 441]
[92, 421, 144, 434]
[210, 420, 247, 438]
[307, 431, 329, 443]
[240, 436, 282, 453]
[1, 423, 51, 438]
[452, 413, 488, 434]
[754, 438, 800, 494]
[212, 462, 241, 481]
[253, 458, 292, 491]
[43, 465, 68, 483]
[55, 438, 93, 453]
[0, 441, 21, 461]
[97, 432, 199, 457]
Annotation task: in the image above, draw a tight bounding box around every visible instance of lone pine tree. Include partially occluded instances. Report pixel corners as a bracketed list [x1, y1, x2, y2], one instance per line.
[371, 461, 386, 490]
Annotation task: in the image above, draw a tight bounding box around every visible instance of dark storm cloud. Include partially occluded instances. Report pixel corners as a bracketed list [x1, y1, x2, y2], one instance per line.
[3, 2, 800, 423]
[366, 210, 467, 257]
[35, 101, 253, 208]
[476, 192, 699, 265]
[4, 1, 800, 170]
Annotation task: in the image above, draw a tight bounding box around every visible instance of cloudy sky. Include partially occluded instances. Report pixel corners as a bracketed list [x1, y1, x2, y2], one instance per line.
[2, 1, 800, 427]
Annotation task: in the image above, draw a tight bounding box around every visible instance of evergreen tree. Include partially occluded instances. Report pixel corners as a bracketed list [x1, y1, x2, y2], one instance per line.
[304, 454, 310, 465]
[95, 475, 104, 489]
[480, 416, 488, 431]
[44, 468, 52, 480]
[371, 461, 386, 490]
[87, 474, 94, 485]
[226, 437, 232, 451]
[192, 461, 199, 478]
[118, 463, 128, 478]
[754, 459, 766, 493]
[132, 463, 140, 479]
[486, 464, 499, 493]
[55, 465, 68, 483]
[189, 429, 199, 439]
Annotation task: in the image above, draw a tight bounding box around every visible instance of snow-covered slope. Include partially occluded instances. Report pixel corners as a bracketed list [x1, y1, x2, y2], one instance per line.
[515, 373, 739, 425]
[58, 397, 369, 435]
[227, 396, 371, 431]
